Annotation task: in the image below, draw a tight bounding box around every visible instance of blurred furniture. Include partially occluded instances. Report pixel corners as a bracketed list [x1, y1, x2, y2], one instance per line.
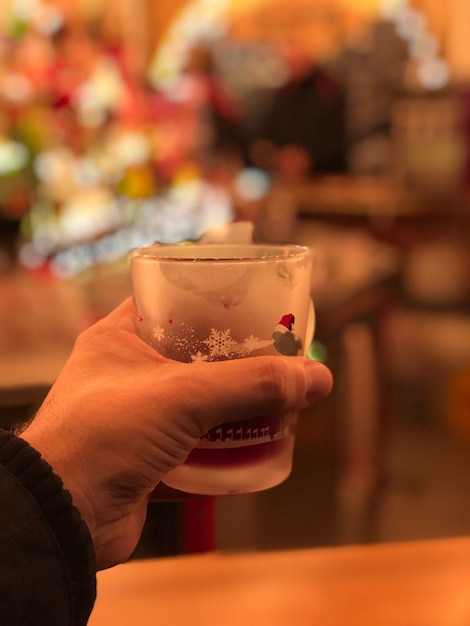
[89, 537, 470, 626]
[292, 220, 400, 544]
[0, 267, 92, 428]
[293, 175, 470, 222]
[290, 179, 470, 543]
[0, 385, 50, 431]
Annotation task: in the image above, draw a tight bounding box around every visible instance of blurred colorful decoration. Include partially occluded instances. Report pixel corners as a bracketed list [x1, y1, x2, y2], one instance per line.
[148, 0, 464, 99]
[1, 0, 468, 277]
[149, 0, 385, 89]
[146, 0, 458, 185]
[0, 0, 241, 276]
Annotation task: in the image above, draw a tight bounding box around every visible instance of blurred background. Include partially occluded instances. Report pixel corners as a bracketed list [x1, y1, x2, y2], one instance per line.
[1, 0, 470, 556]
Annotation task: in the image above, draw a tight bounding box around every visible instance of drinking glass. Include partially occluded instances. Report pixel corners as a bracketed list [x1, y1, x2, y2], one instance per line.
[131, 243, 314, 495]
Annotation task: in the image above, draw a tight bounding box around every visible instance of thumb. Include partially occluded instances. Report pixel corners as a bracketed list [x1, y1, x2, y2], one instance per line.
[170, 356, 332, 435]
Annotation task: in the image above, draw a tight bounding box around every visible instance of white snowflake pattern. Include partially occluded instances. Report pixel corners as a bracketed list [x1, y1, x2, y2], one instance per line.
[190, 351, 209, 364]
[203, 328, 236, 358]
[237, 335, 275, 355]
[153, 325, 166, 341]
[243, 334, 262, 352]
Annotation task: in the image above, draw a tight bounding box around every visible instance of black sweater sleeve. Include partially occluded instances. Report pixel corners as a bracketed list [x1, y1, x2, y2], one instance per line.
[0, 430, 96, 625]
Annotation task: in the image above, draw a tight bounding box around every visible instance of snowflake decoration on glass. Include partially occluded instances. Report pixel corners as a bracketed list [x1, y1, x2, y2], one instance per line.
[191, 351, 209, 364]
[149, 318, 276, 363]
[243, 334, 261, 352]
[153, 325, 165, 341]
[203, 328, 237, 358]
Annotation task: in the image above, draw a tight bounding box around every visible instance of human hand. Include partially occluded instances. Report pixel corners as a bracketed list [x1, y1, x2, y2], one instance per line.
[21, 298, 332, 570]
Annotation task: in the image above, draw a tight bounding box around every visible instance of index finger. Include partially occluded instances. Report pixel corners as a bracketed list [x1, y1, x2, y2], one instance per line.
[93, 298, 138, 334]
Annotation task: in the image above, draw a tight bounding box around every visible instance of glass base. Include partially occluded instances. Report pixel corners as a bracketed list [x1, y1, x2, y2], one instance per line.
[162, 436, 295, 496]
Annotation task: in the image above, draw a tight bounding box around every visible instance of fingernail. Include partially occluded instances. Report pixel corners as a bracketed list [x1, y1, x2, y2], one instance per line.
[304, 360, 333, 401]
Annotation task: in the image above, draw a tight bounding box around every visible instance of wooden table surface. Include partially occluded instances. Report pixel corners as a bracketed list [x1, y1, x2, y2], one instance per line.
[89, 537, 470, 626]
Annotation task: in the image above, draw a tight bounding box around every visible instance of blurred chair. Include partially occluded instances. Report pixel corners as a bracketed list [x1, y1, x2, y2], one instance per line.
[335, 322, 382, 543]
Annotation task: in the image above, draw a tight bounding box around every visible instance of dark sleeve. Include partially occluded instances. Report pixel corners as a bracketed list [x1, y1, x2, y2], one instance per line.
[0, 430, 96, 626]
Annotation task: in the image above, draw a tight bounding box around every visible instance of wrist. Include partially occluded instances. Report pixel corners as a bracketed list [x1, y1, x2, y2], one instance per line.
[20, 424, 97, 540]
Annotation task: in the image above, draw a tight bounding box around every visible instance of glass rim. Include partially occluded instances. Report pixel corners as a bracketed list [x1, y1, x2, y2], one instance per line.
[130, 242, 311, 263]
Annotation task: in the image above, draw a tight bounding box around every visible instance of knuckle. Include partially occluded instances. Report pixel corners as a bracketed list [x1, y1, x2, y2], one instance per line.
[72, 327, 91, 350]
[259, 357, 291, 411]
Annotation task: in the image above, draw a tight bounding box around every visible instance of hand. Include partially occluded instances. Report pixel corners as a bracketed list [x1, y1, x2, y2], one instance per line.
[21, 298, 332, 570]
